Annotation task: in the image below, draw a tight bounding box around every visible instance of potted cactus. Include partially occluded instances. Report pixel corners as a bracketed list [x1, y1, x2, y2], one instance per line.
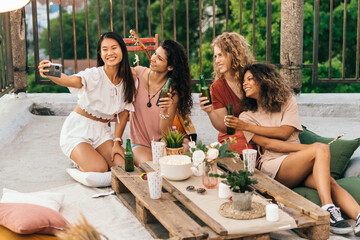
[162, 128, 186, 155]
[210, 169, 258, 211]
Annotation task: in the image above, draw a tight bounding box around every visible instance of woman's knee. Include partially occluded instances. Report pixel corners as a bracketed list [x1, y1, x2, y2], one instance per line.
[78, 159, 109, 172]
[311, 142, 330, 160]
[312, 142, 330, 153]
[330, 177, 340, 189]
[133, 147, 152, 166]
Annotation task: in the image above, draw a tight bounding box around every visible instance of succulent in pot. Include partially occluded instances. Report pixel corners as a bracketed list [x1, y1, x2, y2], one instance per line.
[210, 170, 258, 211]
[162, 128, 186, 155]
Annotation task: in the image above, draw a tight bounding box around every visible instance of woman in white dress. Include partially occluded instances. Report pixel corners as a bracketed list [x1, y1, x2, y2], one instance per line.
[38, 32, 136, 172]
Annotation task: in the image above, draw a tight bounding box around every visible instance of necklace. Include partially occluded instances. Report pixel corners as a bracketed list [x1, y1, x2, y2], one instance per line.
[146, 70, 166, 108]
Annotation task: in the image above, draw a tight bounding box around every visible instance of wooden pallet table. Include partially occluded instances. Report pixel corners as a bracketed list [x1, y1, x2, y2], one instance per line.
[111, 165, 272, 240]
[217, 157, 330, 240]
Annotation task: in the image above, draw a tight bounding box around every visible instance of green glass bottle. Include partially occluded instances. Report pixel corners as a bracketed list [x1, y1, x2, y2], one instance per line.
[124, 139, 134, 172]
[226, 104, 235, 135]
[200, 75, 212, 106]
[156, 78, 172, 106]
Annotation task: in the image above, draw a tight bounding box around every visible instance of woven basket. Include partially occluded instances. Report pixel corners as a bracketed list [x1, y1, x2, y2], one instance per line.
[165, 147, 184, 155]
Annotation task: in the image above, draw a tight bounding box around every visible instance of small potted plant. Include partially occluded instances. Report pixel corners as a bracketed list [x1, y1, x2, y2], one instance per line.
[162, 128, 186, 155]
[210, 168, 258, 211]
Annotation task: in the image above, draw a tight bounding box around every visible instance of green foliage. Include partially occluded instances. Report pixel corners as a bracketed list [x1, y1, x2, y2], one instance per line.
[210, 170, 258, 193]
[33, 0, 360, 93]
[26, 56, 68, 93]
[27, 73, 69, 93]
[162, 128, 186, 148]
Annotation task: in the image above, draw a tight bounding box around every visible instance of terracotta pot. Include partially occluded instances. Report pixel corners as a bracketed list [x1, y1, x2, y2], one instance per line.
[232, 191, 253, 211]
[166, 146, 184, 155]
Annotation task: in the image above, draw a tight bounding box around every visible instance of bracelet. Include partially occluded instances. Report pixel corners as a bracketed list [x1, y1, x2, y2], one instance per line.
[114, 138, 123, 145]
[159, 113, 170, 119]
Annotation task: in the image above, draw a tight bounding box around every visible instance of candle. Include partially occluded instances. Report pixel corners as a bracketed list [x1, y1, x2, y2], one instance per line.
[266, 204, 279, 222]
[218, 181, 231, 199]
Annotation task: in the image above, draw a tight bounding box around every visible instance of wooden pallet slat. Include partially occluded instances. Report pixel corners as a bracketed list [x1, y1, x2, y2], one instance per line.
[141, 162, 228, 236]
[111, 166, 209, 239]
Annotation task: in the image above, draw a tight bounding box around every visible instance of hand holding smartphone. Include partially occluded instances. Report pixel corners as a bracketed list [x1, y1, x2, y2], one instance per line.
[43, 63, 62, 78]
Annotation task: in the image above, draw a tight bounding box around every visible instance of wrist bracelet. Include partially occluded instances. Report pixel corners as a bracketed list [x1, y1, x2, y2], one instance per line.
[159, 113, 170, 119]
[114, 138, 123, 145]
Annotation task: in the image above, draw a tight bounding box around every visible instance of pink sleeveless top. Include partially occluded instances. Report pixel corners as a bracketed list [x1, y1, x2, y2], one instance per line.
[129, 68, 162, 147]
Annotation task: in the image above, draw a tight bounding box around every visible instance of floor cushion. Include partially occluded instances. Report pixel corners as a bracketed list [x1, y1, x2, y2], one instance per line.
[293, 177, 360, 218]
[1, 188, 64, 212]
[66, 169, 111, 187]
[0, 225, 59, 240]
[299, 126, 360, 179]
[342, 155, 360, 178]
[0, 203, 70, 235]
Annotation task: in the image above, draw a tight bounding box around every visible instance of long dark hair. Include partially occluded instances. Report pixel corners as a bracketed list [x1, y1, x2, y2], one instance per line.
[96, 32, 135, 103]
[240, 63, 293, 112]
[160, 40, 193, 117]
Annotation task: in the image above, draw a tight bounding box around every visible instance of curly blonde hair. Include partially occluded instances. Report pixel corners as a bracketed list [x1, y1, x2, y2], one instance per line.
[240, 63, 294, 113]
[211, 32, 254, 82]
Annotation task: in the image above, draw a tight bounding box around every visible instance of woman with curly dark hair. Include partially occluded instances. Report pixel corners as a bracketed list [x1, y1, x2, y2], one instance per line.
[226, 63, 360, 236]
[129, 40, 193, 166]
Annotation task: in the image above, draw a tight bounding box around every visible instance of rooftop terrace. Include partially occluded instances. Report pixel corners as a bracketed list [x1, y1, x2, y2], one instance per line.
[0, 92, 360, 239]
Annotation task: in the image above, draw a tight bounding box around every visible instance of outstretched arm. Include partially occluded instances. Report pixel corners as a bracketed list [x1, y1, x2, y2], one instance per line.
[225, 116, 295, 140]
[38, 60, 82, 88]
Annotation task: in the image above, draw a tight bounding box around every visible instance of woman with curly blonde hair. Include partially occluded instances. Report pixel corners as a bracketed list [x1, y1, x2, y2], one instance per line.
[225, 63, 360, 236]
[199, 32, 256, 153]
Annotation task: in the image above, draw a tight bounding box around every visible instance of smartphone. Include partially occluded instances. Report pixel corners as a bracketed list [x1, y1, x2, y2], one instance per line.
[44, 63, 62, 78]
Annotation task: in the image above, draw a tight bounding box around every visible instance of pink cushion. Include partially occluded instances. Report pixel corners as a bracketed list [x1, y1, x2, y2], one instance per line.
[0, 203, 70, 235]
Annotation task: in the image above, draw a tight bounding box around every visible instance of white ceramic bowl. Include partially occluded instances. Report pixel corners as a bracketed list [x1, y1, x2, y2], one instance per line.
[159, 155, 193, 181]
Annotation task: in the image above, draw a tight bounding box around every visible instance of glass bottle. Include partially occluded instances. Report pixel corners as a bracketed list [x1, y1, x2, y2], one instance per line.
[124, 139, 134, 172]
[156, 78, 172, 106]
[226, 104, 235, 135]
[200, 75, 212, 106]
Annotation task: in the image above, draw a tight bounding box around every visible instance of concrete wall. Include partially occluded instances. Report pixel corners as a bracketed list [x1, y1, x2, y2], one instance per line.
[0, 93, 359, 150]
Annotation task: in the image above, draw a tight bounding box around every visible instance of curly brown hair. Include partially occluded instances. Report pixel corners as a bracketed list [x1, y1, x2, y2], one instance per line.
[240, 63, 294, 113]
[211, 32, 254, 82]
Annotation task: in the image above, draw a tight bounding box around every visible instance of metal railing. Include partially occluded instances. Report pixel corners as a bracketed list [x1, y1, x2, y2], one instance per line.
[313, 0, 360, 83]
[0, 13, 14, 97]
[29, 0, 276, 85]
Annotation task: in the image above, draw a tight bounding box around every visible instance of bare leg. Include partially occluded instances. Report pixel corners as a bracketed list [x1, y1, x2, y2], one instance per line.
[96, 140, 124, 168]
[275, 143, 332, 205]
[70, 142, 109, 172]
[305, 175, 360, 220]
[133, 146, 152, 167]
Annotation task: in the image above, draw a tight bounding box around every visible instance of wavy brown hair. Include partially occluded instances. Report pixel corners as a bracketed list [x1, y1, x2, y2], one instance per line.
[240, 63, 294, 113]
[211, 32, 254, 82]
[160, 40, 193, 117]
